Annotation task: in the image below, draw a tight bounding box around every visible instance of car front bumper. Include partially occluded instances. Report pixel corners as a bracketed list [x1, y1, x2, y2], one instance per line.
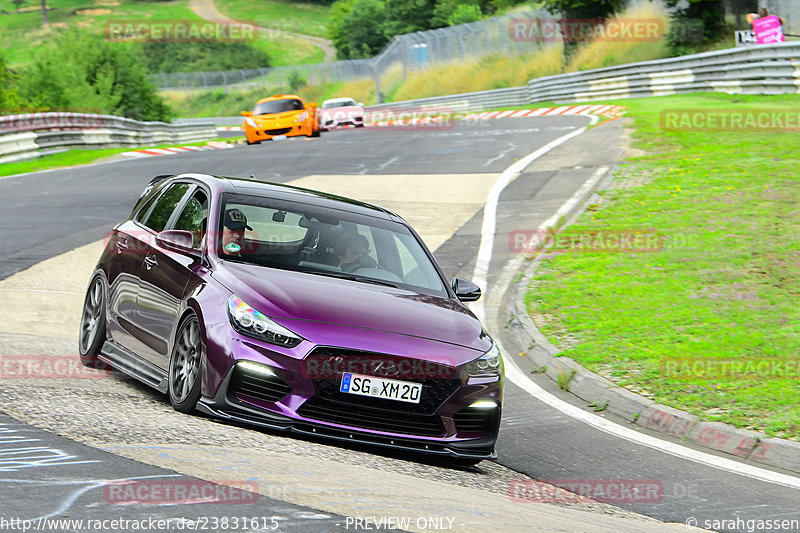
[199, 328, 503, 459]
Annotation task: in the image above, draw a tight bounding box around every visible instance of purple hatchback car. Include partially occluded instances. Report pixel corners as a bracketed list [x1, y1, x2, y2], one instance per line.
[79, 174, 503, 462]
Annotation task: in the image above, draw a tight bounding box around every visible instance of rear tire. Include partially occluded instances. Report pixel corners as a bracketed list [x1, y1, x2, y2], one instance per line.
[78, 275, 107, 369]
[169, 313, 203, 413]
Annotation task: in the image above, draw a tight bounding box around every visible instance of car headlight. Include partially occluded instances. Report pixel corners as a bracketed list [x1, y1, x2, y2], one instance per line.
[295, 111, 309, 122]
[245, 118, 258, 128]
[466, 340, 502, 377]
[227, 295, 302, 348]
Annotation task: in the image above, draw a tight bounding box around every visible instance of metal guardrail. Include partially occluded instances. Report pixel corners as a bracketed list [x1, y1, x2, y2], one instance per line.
[189, 42, 800, 128]
[526, 41, 800, 103]
[0, 112, 217, 164]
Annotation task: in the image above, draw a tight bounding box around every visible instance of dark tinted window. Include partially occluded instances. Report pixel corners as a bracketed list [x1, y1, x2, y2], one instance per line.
[135, 192, 161, 224]
[254, 99, 304, 115]
[173, 190, 209, 246]
[143, 183, 190, 232]
[219, 193, 447, 296]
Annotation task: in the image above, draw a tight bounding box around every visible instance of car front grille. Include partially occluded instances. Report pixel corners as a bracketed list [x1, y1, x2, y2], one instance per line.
[265, 127, 292, 135]
[228, 365, 291, 404]
[297, 347, 461, 437]
[298, 398, 444, 437]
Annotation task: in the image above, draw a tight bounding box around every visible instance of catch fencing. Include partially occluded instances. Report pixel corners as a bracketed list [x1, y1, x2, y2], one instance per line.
[151, 8, 552, 99]
[189, 41, 800, 126]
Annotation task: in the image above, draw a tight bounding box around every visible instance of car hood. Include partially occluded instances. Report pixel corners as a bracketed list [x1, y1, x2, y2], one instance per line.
[212, 262, 488, 352]
[253, 110, 304, 123]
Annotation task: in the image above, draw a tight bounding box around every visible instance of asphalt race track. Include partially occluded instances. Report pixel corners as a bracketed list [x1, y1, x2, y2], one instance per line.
[1, 116, 799, 532]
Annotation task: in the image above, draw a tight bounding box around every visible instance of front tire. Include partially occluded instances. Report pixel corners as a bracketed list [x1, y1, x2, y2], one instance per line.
[78, 275, 107, 368]
[169, 313, 203, 413]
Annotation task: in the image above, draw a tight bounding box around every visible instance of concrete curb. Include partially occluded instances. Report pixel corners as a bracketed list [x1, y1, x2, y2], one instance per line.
[502, 134, 800, 477]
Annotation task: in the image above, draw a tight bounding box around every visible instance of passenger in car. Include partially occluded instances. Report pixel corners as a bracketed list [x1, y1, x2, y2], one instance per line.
[335, 232, 377, 272]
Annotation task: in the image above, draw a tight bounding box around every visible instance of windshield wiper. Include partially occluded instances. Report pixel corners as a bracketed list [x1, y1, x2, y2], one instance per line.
[306, 270, 398, 288]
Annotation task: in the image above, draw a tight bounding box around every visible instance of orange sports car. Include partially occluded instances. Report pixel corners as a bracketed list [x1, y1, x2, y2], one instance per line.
[241, 94, 320, 144]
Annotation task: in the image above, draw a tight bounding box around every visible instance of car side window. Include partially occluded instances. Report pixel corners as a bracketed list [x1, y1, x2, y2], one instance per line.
[173, 190, 209, 246]
[142, 183, 190, 233]
[135, 192, 161, 225]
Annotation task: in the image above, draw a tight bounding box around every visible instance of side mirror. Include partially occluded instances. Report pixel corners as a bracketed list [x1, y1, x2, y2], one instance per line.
[309, 102, 318, 108]
[452, 278, 481, 302]
[156, 230, 201, 257]
[241, 111, 253, 117]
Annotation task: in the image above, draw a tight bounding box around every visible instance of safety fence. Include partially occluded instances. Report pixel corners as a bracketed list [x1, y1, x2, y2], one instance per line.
[151, 8, 552, 97]
[177, 41, 800, 127]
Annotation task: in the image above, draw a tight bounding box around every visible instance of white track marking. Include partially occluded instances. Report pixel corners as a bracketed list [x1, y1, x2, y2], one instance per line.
[502, 350, 800, 490]
[471, 114, 800, 490]
[470, 115, 598, 323]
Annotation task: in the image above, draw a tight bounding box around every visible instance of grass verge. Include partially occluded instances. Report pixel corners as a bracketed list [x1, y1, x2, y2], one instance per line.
[524, 92, 800, 439]
[0, 138, 231, 177]
[214, 0, 330, 39]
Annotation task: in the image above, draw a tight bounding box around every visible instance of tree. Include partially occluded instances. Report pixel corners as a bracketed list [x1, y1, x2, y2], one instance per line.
[329, 0, 358, 59]
[41, 0, 47, 25]
[540, 0, 626, 20]
[12, 0, 26, 12]
[0, 54, 25, 112]
[383, 0, 438, 38]
[664, 0, 725, 53]
[448, 4, 483, 25]
[340, 0, 389, 58]
[432, 0, 480, 27]
[329, 0, 389, 59]
[17, 30, 171, 121]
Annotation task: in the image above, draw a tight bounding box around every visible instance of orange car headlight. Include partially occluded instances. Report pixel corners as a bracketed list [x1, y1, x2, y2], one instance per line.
[245, 118, 258, 128]
[295, 111, 309, 123]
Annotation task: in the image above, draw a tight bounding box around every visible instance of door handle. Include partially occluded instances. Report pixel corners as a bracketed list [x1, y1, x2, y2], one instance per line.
[144, 255, 158, 270]
[115, 238, 129, 253]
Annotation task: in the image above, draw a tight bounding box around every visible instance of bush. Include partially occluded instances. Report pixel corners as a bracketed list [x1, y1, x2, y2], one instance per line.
[448, 4, 482, 25]
[329, 0, 389, 59]
[140, 42, 271, 73]
[288, 70, 306, 91]
[14, 30, 171, 121]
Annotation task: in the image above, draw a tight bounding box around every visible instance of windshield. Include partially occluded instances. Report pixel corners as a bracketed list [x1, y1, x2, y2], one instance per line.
[218, 193, 448, 297]
[323, 99, 356, 108]
[253, 99, 304, 115]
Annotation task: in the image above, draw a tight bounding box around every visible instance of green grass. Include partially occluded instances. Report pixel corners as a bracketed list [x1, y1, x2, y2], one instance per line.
[0, 138, 230, 177]
[0, 0, 322, 69]
[525, 92, 800, 439]
[254, 35, 324, 66]
[214, 0, 330, 39]
[0, 0, 200, 67]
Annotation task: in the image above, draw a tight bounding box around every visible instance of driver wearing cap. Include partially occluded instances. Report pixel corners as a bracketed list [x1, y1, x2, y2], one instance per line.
[222, 208, 252, 256]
